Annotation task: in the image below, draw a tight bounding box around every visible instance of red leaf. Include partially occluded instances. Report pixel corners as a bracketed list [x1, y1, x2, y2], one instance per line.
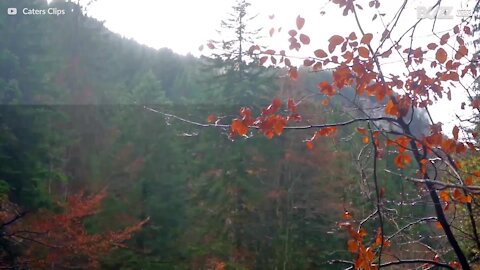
[318, 81, 335, 96]
[207, 42, 215, 49]
[284, 58, 292, 67]
[306, 140, 314, 150]
[328, 35, 345, 53]
[269, 28, 275, 37]
[207, 115, 216, 124]
[440, 33, 450, 45]
[452, 126, 459, 140]
[436, 48, 447, 64]
[314, 49, 328, 58]
[299, 34, 310, 45]
[303, 59, 314, 66]
[360, 33, 373, 45]
[288, 29, 297, 36]
[455, 45, 468, 60]
[289, 67, 298, 80]
[296, 15, 305, 30]
[348, 32, 357, 40]
[231, 119, 248, 136]
[287, 98, 296, 113]
[427, 43, 438, 50]
[358, 47, 369, 58]
[259, 56, 268, 65]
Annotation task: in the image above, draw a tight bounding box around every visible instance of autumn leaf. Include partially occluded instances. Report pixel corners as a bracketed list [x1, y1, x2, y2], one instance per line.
[347, 239, 359, 252]
[362, 136, 369, 144]
[296, 15, 305, 30]
[358, 47, 369, 58]
[306, 140, 314, 150]
[439, 190, 450, 202]
[343, 211, 352, 219]
[269, 27, 275, 37]
[207, 42, 215, 49]
[385, 99, 398, 116]
[289, 67, 298, 80]
[455, 45, 468, 60]
[435, 48, 447, 63]
[299, 34, 310, 45]
[360, 33, 373, 45]
[348, 32, 357, 40]
[427, 43, 438, 50]
[328, 35, 345, 53]
[259, 56, 268, 65]
[263, 49, 275, 55]
[231, 119, 248, 136]
[318, 81, 335, 96]
[452, 126, 459, 140]
[207, 115, 216, 124]
[440, 33, 450, 45]
[314, 49, 328, 58]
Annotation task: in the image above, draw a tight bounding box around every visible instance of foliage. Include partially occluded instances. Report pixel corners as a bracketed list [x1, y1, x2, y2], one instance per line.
[0, 189, 147, 269]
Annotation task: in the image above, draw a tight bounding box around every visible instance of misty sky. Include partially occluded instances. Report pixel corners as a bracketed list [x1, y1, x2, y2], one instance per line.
[74, 0, 477, 130]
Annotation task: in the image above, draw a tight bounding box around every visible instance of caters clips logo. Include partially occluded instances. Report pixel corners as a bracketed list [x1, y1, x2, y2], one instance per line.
[416, 0, 475, 19]
[7, 7, 66, 16]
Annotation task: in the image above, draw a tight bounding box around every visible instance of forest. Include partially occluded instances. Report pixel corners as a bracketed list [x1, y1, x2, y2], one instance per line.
[0, 0, 480, 269]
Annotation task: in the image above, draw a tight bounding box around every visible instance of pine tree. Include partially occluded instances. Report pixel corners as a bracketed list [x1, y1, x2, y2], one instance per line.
[200, 0, 277, 107]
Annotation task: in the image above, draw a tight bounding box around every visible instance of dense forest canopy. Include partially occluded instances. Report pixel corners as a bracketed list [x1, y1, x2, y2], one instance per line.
[0, 0, 479, 269]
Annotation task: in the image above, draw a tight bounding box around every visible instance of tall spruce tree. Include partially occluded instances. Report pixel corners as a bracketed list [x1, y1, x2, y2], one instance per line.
[200, 0, 276, 107]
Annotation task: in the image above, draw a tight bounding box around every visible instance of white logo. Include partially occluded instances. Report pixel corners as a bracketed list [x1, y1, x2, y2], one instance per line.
[7, 8, 17, 15]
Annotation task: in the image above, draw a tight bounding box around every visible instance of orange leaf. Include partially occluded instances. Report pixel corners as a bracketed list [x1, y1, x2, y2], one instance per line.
[207, 115, 216, 124]
[231, 119, 248, 136]
[347, 239, 359, 253]
[358, 47, 369, 58]
[318, 81, 335, 96]
[316, 126, 337, 136]
[363, 136, 369, 144]
[436, 48, 447, 63]
[465, 176, 473, 186]
[306, 140, 314, 150]
[360, 33, 373, 45]
[296, 15, 305, 30]
[455, 45, 468, 60]
[385, 99, 398, 116]
[357, 127, 367, 135]
[343, 211, 352, 219]
[439, 190, 450, 202]
[453, 189, 472, 203]
[289, 67, 298, 80]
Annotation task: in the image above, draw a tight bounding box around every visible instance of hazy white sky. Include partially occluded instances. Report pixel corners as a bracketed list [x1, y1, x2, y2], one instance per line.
[79, 0, 476, 130]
